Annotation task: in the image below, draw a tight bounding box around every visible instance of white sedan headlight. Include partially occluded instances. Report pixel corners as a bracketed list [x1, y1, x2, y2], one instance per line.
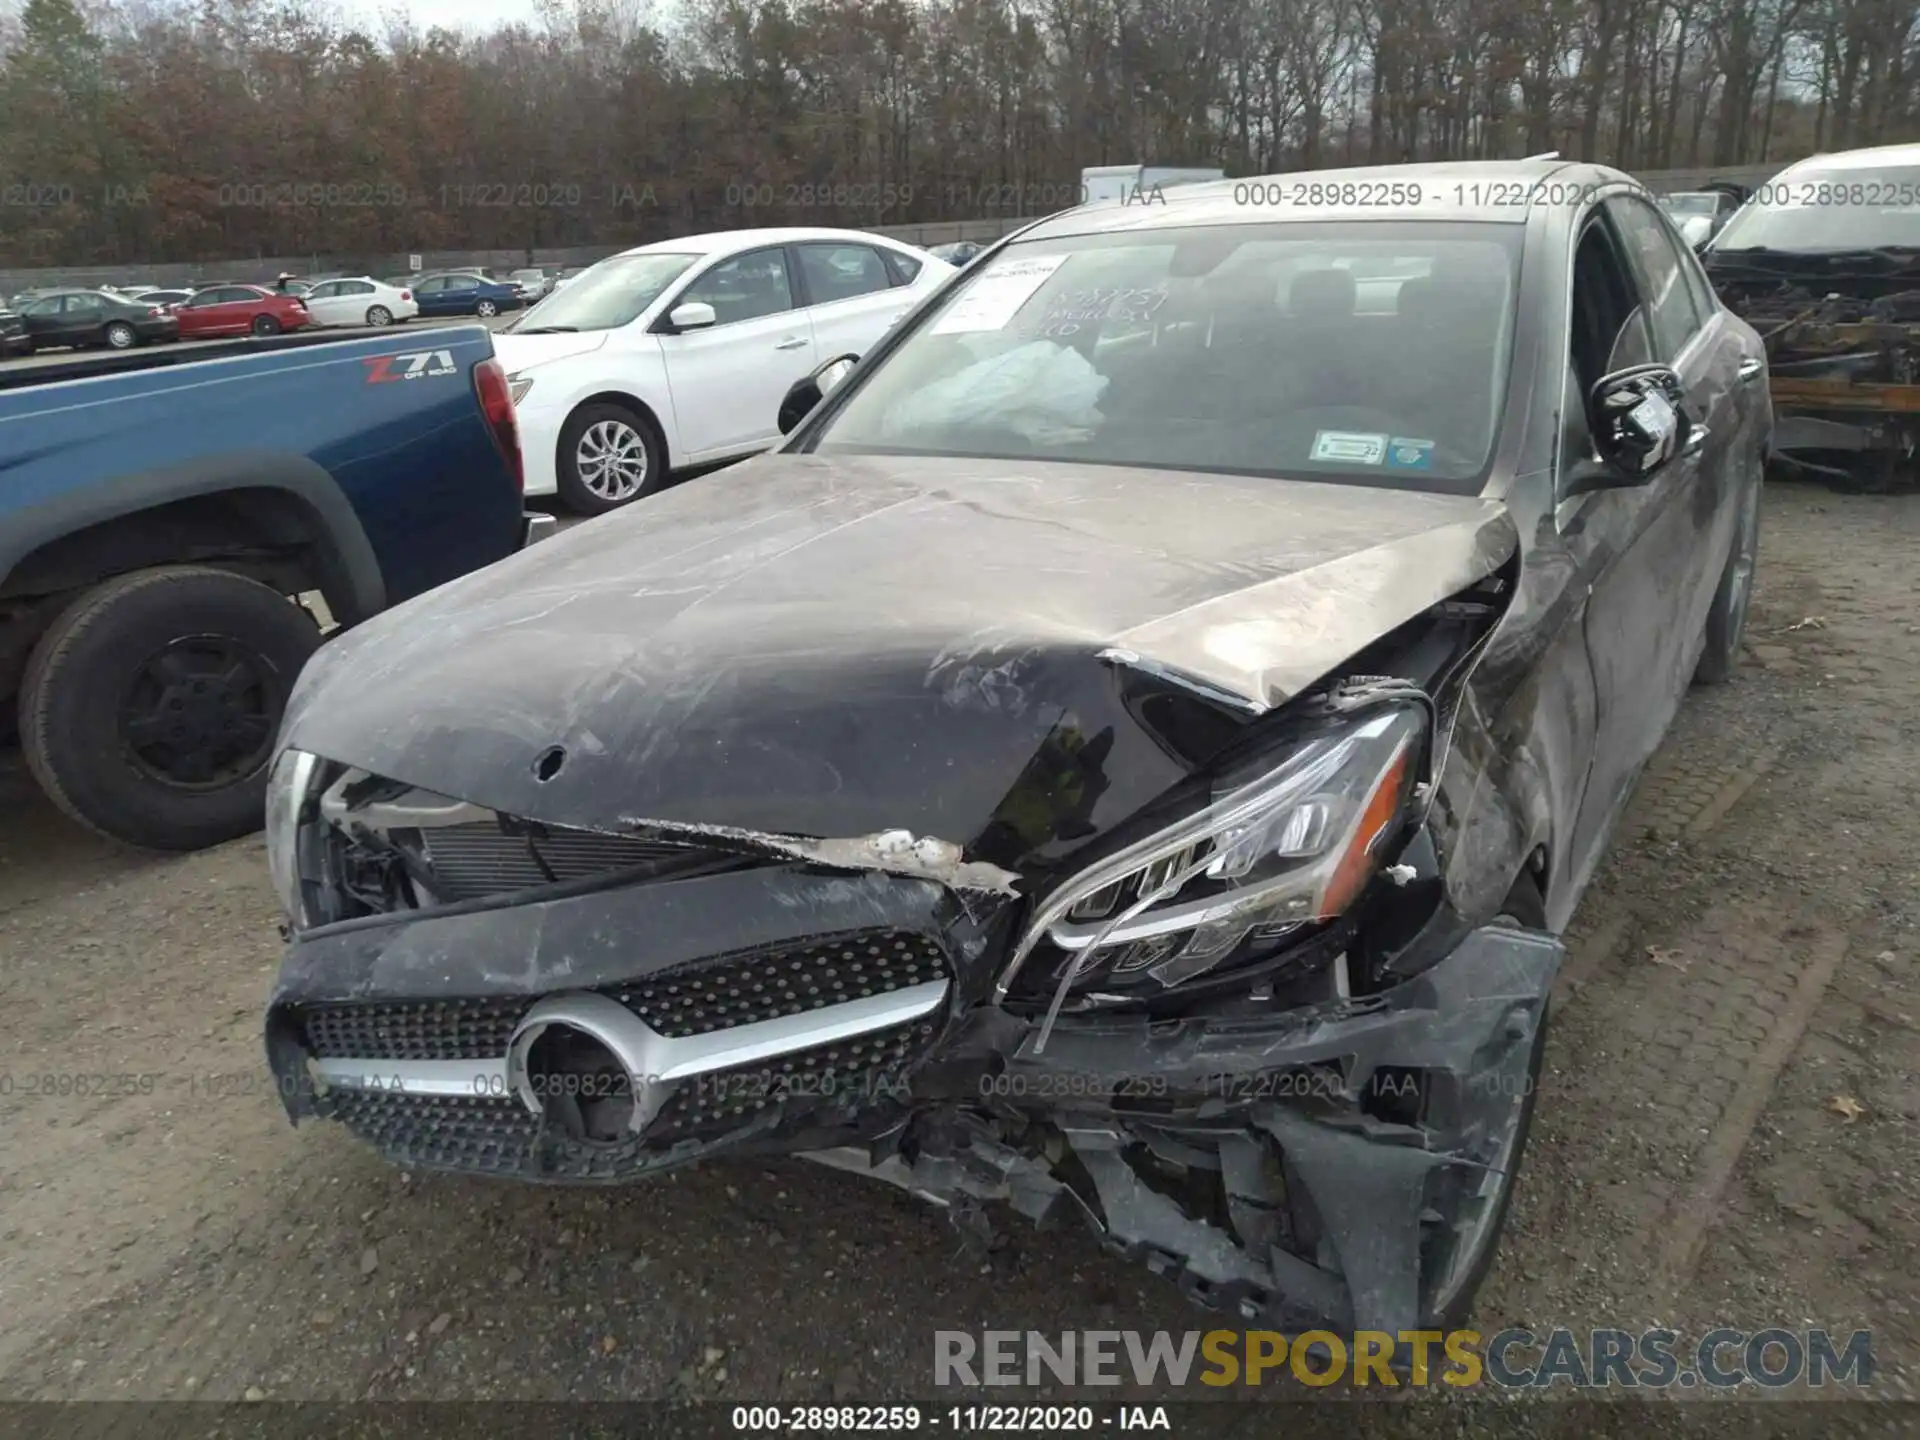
[1000, 704, 1425, 1004]
[265, 748, 323, 929]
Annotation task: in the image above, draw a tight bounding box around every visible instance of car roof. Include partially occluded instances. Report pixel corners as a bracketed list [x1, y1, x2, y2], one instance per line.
[1781, 142, 1920, 173]
[1013, 159, 1636, 241]
[611, 226, 925, 259]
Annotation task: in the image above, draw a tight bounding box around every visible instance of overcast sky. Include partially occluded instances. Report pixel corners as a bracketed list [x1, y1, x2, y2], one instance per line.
[340, 0, 548, 33]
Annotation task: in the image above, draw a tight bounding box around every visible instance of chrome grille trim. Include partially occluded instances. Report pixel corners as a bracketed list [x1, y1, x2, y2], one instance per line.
[312, 978, 950, 1099]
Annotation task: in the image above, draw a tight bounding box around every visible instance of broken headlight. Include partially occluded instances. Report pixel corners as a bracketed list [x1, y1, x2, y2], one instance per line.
[1000, 703, 1424, 1001]
[265, 747, 324, 930]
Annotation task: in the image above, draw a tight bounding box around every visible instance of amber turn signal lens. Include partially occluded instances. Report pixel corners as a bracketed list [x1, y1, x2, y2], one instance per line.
[1314, 742, 1412, 920]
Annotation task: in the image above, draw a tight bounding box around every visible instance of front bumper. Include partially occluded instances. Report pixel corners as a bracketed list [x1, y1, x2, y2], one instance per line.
[512, 396, 565, 498]
[265, 862, 1560, 1333]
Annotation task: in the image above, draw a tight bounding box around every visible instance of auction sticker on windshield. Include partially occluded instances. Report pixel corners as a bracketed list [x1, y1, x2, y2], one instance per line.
[1310, 430, 1387, 464]
[1386, 437, 1435, 470]
[931, 255, 1069, 334]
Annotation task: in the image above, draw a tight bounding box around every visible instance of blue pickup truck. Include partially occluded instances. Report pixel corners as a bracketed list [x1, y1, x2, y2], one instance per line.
[0, 324, 547, 850]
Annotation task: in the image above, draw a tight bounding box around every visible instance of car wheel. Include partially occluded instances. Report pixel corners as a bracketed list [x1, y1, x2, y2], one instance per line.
[556, 403, 663, 515]
[251, 315, 281, 336]
[476, 299, 499, 318]
[1418, 875, 1551, 1330]
[105, 322, 138, 349]
[19, 567, 322, 851]
[366, 305, 393, 326]
[1694, 477, 1761, 686]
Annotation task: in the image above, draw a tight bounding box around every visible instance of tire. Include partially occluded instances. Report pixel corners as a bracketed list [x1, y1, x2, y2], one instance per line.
[475, 299, 499, 318]
[1694, 476, 1761, 686]
[105, 322, 138, 350]
[555, 402, 665, 515]
[1420, 874, 1551, 1330]
[366, 305, 393, 326]
[18, 567, 322, 851]
[251, 314, 281, 336]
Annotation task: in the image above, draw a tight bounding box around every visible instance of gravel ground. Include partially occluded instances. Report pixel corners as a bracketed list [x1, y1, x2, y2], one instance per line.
[0, 479, 1915, 1437]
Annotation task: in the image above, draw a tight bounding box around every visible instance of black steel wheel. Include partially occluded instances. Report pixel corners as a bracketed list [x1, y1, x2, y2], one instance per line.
[19, 567, 321, 850]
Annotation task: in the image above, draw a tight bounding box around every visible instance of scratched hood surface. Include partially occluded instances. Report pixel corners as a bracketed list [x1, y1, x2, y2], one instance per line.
[282, 453, 1514, 866]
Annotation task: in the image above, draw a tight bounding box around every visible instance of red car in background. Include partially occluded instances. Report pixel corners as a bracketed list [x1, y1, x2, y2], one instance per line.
[173, 284, 312, 338]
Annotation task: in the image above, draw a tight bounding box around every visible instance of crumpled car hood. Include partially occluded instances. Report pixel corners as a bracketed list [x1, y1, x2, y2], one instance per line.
[283, 453, 1515, 867]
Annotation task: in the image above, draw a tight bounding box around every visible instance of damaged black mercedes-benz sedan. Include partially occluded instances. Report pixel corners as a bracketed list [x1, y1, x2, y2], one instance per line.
[263, 159, 1771, 1338]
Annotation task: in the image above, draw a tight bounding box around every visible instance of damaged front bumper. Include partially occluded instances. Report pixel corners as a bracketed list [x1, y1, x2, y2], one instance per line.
[265, 860, 1559, 1334]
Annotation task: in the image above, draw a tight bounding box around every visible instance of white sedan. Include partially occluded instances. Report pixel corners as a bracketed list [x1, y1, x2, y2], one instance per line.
[493, 227, 956, 513]
[299, 277, 420, 328]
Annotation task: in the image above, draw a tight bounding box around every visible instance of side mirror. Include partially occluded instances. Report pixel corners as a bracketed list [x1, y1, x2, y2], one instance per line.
[668, 301, 717, 331]
[1563, 364, 1692, 498]
[778, 353, 859, 435]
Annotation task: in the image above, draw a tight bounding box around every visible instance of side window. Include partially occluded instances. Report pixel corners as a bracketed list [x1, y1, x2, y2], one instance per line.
[344, 281, 373, 296]
[451, 276, 480, 291]
[882, 249, 924, 286]
[416, 277, 443, 293]
[797, 244, 892, 305]
[1606, 194, 1706, 362]
[680, 249, 796, 324]
[25, 297, 61, 316]
[64, 294, 106, 314]
[308, 283, 339, 299]
[1678, 245, 1719, 323]
[1569, 217, 1652, 396]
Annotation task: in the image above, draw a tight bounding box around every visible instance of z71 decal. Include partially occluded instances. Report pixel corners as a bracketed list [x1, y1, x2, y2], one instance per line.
[362, 349, 457, 384]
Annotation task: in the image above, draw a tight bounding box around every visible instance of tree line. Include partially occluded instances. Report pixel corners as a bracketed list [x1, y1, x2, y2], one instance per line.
[0, 0, 1913, 267]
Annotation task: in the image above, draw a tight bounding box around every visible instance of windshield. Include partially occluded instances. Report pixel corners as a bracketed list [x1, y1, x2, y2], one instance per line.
[1713, 165, 1920, 252]
[804, 221, 1521, 490]
[507, 252, 696, 331]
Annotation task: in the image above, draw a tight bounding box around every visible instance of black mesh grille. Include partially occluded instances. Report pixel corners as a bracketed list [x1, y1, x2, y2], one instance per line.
[319, 1020, 935, 1178]
[295, 929, 949, 1060]
[324, 1090, 541, 1174]
[302, 997, 531, 1060]
[607, 931, 948, 1037]
[648, 1018, 930, 1143]
[416, 822, 708, 902]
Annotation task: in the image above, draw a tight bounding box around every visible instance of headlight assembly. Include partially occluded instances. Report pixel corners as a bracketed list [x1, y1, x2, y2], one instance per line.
[265, 747, 322, 930]
[1001, 703, 1426, 1021]
[508, 374, 533, 404]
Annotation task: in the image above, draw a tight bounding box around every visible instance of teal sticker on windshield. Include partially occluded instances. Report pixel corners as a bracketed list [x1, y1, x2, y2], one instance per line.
[1310, 430, 1387, 465]
[1386, 437, 1435, 471]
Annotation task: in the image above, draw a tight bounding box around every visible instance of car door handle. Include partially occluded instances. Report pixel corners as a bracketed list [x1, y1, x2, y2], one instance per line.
[1737, 357, 1766, 383]
[1683, 423, 1710, 455]
[774, 336, 808, 350]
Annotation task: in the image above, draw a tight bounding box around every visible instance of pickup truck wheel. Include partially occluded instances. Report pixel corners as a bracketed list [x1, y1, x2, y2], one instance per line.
[105, 322, 138, 349]
[556, 403, 663, 514]
[366, 305, 393, 326]
[251, 315, 281, 336]
[476, 299, 500, 318]
[19, 567, 321, 851]
[1694, 478, 1761, 686]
